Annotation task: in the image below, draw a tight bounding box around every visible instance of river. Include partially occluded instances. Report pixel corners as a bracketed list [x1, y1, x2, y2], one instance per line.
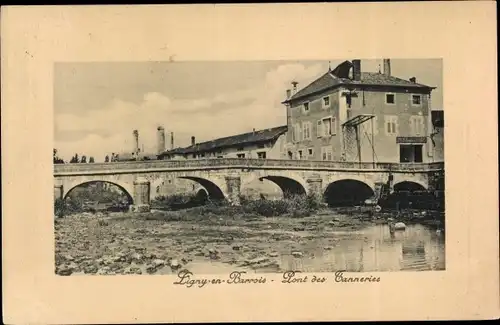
[56, 208, 446, 275]
[184, 219, 445, 274]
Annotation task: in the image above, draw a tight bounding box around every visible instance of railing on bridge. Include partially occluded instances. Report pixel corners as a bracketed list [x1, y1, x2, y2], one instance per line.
[53, 158, 444, 175]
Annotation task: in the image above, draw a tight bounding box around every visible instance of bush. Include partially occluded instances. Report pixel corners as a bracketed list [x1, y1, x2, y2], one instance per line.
[54, 198, 83, 217]
[151, 191, 209, 210]
[144, 192, 324, 220]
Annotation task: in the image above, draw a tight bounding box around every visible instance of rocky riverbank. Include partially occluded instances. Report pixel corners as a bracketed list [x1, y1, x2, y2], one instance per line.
[54, 207, 444, 276]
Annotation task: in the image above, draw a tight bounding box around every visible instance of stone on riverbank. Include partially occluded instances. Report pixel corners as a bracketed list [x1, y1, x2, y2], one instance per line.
[394, 222, 406, 230]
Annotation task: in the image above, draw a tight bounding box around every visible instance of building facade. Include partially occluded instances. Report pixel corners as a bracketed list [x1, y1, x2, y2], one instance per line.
[158, 125, 288, 160]
[282, 59, 437, 163]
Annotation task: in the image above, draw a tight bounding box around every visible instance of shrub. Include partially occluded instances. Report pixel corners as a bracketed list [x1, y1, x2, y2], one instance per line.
[54, 198, 83, 217]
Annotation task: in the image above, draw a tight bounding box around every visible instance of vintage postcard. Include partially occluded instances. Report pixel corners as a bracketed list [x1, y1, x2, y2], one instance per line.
[2, 2, 498, 323]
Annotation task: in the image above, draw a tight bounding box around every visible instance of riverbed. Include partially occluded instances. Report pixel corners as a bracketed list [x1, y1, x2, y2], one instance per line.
[54, 208, 445, 275]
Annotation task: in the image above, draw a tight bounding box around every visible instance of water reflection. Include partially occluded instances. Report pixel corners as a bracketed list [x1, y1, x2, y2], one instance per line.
[279, 224, 445, 272]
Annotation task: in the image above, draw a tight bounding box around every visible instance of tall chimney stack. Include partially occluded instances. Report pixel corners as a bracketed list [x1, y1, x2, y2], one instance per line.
[132, 130, 139, 155]
[191, 136, 196, 146]
[383, 59, 391, 77]
[286, 89, 292, 99]
[352, 59, 361, 81]
[170, 132, 174, 149]
[157, 126, 165, 154]
[291, 81, 298, 95]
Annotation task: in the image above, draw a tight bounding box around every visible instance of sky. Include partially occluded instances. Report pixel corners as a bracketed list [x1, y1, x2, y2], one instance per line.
[54, 59, 442, 162]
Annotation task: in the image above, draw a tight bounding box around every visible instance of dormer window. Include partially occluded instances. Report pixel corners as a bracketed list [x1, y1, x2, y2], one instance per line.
[322, 96, 330, 108]
[303, 102, 310, 112]
[385, 93, 396, 105]
[411, 94, 422, 106]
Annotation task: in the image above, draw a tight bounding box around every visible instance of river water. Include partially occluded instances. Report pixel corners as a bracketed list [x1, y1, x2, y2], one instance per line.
[277, 223, 445, 272]
[186, 222, 445, 274]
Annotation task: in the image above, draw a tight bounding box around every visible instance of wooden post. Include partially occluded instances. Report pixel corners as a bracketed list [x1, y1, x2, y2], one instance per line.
[355, 125, 362, 166]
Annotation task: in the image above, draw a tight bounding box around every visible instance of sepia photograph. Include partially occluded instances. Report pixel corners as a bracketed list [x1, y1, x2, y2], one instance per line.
[53, 59, 445, 276]
[3, 2, 498, 323]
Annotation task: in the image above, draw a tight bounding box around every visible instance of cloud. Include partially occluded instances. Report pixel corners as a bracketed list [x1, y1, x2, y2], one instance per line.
[54, 62, 324, 162]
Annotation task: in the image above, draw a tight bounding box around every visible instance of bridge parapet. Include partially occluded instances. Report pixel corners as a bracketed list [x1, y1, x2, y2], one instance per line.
[54, 158, 444, 175]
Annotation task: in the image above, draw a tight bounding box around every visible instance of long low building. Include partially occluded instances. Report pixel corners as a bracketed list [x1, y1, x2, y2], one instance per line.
[158, 125, 288, 160]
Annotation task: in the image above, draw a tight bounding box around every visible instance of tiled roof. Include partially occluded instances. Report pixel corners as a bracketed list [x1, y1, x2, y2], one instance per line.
[159, 125, 288, 156]
[115, 152, 158, 161]
[285, 60, 434, 103]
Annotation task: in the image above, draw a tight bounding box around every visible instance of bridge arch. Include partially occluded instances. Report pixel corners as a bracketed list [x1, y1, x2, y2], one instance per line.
[178, 176, 226, 201]
[385, 181, 433, 209]
[323, 179, 375, 207]
[259, 175, 307, 198]
[63, 180, 134, 204]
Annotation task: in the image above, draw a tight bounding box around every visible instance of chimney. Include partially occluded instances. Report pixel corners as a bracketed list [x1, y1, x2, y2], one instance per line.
[291, 81, 299, 95]
[132, 130, 139, 155]
[409, 76, 416, 83]
[157, 126, 166, 154]
[170, 132, 174, 149]
[383, 59, 391, 77]
[286, 89, 292, 99]
[191, 136, 196, 146]
[352, 59, 361, 81]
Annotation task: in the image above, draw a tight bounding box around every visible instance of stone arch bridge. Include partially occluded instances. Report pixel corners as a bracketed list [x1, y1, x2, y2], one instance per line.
[53, 158, 444, 211]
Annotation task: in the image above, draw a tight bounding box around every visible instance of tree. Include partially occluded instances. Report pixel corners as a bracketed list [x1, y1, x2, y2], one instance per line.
[89, 156, 95, 163]
[53, 149, 65, 164]
[105, 155, 109, 163]
[70, 153, 79, 164]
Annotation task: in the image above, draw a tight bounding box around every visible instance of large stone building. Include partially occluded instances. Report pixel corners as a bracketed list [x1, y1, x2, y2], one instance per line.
[158, 125, 288, 160]
[157, 126, 289, 199]
[282, 59, 437, 163]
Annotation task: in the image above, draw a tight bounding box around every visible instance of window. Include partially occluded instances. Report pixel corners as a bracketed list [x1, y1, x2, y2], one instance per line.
[322, 96, 330, 108]
[237, 153, 245, 158]
[257, 151, 266, 159]
[200, 153, 205, 158]
[293, 123, 301, 142]
[297, 150, 303, 160]
[321, 117, 333, 136]
[410, 115, 425, 135]
[386, 93, 395, 104]
[321, 146, 333, 161]
[308, 148, 314, 159]
[303, 102, 310, 112]
[331, 117, 337, 135]
[316, 120, 323, 137]
[217, 156, 224, 158]
[192, 154, 196, 159]
[302, 122, 312, 140]
[411, 94, 422, 106]
[237, 147, 245, 151]
[385, 115, 398, 135]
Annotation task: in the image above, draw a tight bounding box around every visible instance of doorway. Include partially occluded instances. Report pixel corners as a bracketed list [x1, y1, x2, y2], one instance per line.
[399, 144, 423, 163]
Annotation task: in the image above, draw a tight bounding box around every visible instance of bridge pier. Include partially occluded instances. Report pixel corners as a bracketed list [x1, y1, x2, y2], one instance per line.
[54, 184, 63, 201]
[130, 177, 151, 213]
[306, 176, 323, 201]
[225, 175, 241, 206]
